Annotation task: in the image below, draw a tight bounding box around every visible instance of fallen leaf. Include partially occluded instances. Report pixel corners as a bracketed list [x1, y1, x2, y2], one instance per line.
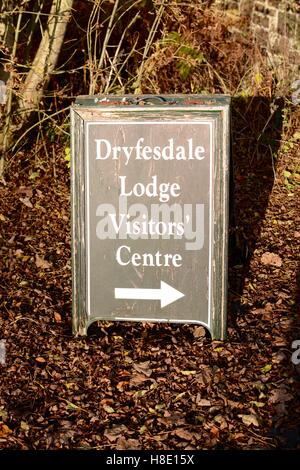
[139, 425, 147, 434]
[15, 249, 23, 258]
[157, 413, 186, 427]
[19, 197, 33, 208]
[261, 252, 282, 267]
[155, 404, 165, 411]
[293, 131, 300, 140]
[54, 312, 62, 323]
[112, 335, 123, 342]
[35, 254, 51, 269]
[277, 291, 290, 299]
[238, 414, 259, 427]
[130, 373, 152, 386]
[17, 186, 33, 197]
[210, 426, 220, 437]
[103, 405, 115, 414]
[274, 337, 287, 347]
[275, 402, 288, 415]
[197, 398, 211, 406]
[261, 364, 272, 373]
[0, 423, 12, 437]
[116, 437, 140, 450]
[0, 410, 8, 421]
[193, 326, 206, 338]
[249, 401, 265, 408]
[133, 389, 147, 399]
[272, 351, 287, 364]
[214, 415, 228, 429]
[104, 425, 128, 442]
[252, 302, 274, 320]
[174, 392, 187, 402]
[66, 401, 79, 410]
[181, 370, 197, 376]
[269, 388, 293, 404]
[29, 172, 40, 181]
[35, 357, 46, 363]
[65, 382, 75, 389]
[20, 421, 30, 432]
[174, 428, 194, 441]
[124, 355, 133, 364]
[133, 361, 152, 377]
[116, 381, 129, 391]
[233, 432, 245, 441]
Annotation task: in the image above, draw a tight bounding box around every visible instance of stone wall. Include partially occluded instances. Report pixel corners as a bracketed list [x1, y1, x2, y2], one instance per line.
[213, 0, 300, 68]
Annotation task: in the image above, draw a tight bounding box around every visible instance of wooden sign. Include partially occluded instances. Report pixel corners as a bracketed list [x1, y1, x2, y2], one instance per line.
[71, 95, 230, 339]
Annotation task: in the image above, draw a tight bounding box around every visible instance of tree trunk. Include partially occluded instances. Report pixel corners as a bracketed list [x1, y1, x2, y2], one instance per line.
[0, 0, 73, 177]
[19, 0, 74, 114]
[0, 0, 15, 177]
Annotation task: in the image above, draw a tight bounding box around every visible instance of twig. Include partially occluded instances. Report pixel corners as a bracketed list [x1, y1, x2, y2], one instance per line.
[135, 0, 166, 93]
[104, 11, 140, 93]
[269, 144, 277, 183]
[9, 107, 69, 156]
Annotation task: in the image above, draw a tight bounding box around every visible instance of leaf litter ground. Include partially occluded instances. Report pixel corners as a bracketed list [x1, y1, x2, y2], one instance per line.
[0, 105, 299, 449]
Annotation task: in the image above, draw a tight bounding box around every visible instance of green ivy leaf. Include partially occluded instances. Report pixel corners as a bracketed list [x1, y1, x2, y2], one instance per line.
[261, 364, 272, 373]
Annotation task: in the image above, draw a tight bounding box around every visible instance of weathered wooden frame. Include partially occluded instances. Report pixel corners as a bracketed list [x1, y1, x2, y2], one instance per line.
[71, 95, 230, 339]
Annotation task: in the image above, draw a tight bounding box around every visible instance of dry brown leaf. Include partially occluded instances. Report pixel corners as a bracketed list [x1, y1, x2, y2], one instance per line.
[238, 414, 259, 427]
[19, 197, 33, 208]
[130, 373, 152, 386]
[253, 306, 271, 315]
[197, 398, 211, 406]
[15, 249, 23, 258]
[234, 432, 246, 441]
[210, 426, 220, 437]
[274, 337, 287, 347]
[158, 414, 186, 427]
[174, 428, 194, 441]
[116, 381, 128, 391]
[277, 291, 290, 299]
[275, 402, 288, 415]
[261, 252, 282, 267]
[104, 425, 128, 442]
[17, 186, 33, 197]
[35, 357, 46, 363]
[35, 254, 51, 269]
[193, 326, 206, 338]
[133, 361, 152, 377]
[115, 436, 140, 450]
[54, 312, 62, 323]
[227, 400, 245, 409]
[269, 387, 293, 404]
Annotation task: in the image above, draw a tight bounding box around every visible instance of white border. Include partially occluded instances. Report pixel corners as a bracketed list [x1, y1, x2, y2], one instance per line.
[85, 120, 213, 329]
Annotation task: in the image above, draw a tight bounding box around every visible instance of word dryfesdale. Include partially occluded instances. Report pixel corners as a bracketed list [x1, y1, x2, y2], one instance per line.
[95, 137, 206, 165]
